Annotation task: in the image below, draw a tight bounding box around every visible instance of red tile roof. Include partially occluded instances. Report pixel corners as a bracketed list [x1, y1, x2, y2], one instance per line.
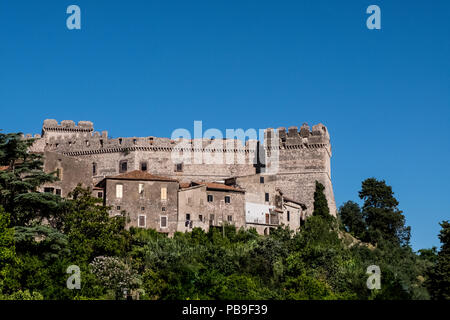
[204, 182, 245, 193]
[0, 166, 9, 171]
[179, 182, 192, 189]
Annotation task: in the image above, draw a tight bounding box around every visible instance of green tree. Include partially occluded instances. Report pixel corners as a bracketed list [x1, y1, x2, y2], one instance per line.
[0, 289, 43, 300]
[0, 206, 17, 292]
[283, 273, 338, 300]
[63, 185, 130, 263]
[0, 132, 61, 226]
[359, 178, 410, 246]
[312, 181, 331, 221]
[426, 221, 450, 300]
[339, 201, 366, 239]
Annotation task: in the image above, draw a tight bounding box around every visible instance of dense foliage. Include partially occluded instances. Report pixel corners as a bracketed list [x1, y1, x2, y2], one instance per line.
[0, 131, 447, 300]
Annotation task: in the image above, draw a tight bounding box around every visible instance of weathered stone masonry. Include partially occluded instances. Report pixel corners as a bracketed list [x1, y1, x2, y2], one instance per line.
[28, 119, 336, 219]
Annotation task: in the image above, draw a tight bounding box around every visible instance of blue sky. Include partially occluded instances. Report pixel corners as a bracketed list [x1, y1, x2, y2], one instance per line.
[0, 0, 449, 250]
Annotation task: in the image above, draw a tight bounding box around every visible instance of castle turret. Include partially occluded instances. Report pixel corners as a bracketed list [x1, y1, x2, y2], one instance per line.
[263, 123, 336, 217]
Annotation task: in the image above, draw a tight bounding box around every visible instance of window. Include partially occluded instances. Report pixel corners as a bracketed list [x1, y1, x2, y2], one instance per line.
[93, 163, 97, 176]
[287, 211, 290, 222]
[160, 216, 167, 228]
[97, 192, 103, 198]
[56, 168, 62, 179]
[138, 215, 146, 228]
[224, 196, 231, 204]
[260, 176, 264, 184]
[186, 213, 191, 221]
[139, 183, 144, 196]
[119, 160, 127, 173]
[207, 195, 213, 202]
[162, 207, 166, 211]
[116, 206, 121, 210]
[116, 184, 123, 198]
[199, 214, 203, 222]
[210, 214, 215, 223]
[44, 187, 54, 194]
[265, 193, 269, 202]
[175, 163, 183, 172]
[227, 215, 233, 222]
[141, 207, 145, 211]
[140, 162, 147, 171]
[161, 187, 167, 200]
[55, 189, 61, 196]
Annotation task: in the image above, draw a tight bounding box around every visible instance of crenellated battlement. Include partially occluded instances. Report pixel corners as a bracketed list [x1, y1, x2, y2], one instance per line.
[264, 123, 330, 154]
[35, 119, 331, 157]
[42, 119, 94, 133]
[45, 135, 260, 156]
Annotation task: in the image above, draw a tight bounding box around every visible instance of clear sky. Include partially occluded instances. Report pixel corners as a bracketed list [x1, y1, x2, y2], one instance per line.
[0, 0, 449, 251]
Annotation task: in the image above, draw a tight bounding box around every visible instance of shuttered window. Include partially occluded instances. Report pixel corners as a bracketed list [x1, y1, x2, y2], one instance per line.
[116, 184, 123, 198]
[138, 215, 146, 228]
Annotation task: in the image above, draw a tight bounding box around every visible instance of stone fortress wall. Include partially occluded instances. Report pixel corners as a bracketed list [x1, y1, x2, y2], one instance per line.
[27, 119, 336, 217]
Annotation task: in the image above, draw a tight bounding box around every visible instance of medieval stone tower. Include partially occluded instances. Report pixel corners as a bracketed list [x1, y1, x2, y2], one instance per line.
[29, 119, 336, 217]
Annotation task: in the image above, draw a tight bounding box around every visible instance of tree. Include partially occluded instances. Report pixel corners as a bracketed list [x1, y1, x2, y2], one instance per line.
[283, 273, 338, 300]
[0, 206, 17, 292]
[90, 256, 140, 299]
[359, 178, 410, 246]
[339, 201, 366, 239]
[0, 133, 60, 226]
[426, 221, 450, 300]
[63, 185, 130, 263]
[312, 181, 331, 220]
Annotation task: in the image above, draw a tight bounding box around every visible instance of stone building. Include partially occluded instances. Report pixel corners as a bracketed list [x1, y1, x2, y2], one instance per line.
[96, 170, 179, 236]
[30, 119, 335, 217]
[281, 197, 307, 232]
[224, 174, 283, 235]
[177, 182, 246, 233]
[26, 119, 336, 234]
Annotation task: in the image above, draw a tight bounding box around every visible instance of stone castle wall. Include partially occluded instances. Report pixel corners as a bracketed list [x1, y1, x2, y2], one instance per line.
[28, 119, 337, 216]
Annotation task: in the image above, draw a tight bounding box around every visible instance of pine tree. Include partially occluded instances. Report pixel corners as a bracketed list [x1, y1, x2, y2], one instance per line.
[339, 201, 366, 239]
[426, 221, 450, 300]
[359, 178, 410, 246]
[0, 132, 60, 226]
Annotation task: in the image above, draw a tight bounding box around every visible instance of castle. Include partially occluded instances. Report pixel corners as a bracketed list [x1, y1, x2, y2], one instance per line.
[27, 119, 336, 235]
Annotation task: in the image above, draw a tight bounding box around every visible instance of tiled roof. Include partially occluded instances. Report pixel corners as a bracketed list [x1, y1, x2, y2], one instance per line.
[179, 181, 245, 193]
[0, 166, 9, 171]
[179, 182, 192, 189]
[104, 170, 178, 182]
[204, 182, 245, 193]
